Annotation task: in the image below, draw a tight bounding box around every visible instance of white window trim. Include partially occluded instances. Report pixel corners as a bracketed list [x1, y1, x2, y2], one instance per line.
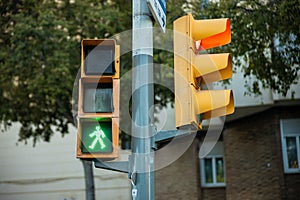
[280, 119, 300, 174]
[200, 155, 226, 187]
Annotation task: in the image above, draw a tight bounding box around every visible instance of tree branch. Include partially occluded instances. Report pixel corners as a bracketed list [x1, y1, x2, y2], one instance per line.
[56, 97, 74, 125]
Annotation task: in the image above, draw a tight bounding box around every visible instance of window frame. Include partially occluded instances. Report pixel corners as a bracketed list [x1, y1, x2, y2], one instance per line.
[280, 119, 300, 174]
[200, 155, 226, 187]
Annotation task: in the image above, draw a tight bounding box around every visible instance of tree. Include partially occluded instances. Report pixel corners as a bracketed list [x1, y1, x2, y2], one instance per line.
[194, 0, 300, 96]
[0, 0, 131, 200]
[0, 1, 184, 198]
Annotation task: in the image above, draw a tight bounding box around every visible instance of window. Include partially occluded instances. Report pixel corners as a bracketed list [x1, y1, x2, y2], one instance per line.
[200, 142, 225, 187]
[280, 119, 300, 173]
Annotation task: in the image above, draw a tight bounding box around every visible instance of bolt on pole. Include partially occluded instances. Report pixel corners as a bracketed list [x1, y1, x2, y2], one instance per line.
[131, 0, 155, 199]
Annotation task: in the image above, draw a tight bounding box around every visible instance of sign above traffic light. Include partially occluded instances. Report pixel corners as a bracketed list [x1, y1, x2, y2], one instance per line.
[174, 13, 234, 129]
[77, 39, 120, 159]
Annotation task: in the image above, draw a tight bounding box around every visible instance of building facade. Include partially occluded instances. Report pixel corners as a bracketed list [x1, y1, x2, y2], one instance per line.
[155, 103, 300, 200]
[212, 104, 300, 200]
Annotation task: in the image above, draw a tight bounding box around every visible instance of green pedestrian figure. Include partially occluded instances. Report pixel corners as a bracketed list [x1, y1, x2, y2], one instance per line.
[89, 125, 106, 150]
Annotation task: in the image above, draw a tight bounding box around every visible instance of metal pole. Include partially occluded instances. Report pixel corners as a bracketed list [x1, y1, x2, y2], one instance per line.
[132, 0, 154, 199]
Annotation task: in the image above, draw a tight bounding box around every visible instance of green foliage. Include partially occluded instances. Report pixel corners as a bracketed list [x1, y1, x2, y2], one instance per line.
[0, 0, 131, 144]
[0, 0, 182, 144]
[153, 0, 193, 108]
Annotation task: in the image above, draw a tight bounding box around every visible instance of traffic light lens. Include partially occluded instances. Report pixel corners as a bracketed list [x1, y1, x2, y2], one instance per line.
[84, 45, 115, 75]
[80, 120, 113, 154]
[83, 82, 113, 113]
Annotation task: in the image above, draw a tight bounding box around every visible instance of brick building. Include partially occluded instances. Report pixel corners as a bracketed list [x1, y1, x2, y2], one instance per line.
[156, 102, 300, 200]
[223, 104, 300, 200]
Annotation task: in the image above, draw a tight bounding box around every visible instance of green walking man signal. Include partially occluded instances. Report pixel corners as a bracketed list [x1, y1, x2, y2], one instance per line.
[89, 125, 106, 150]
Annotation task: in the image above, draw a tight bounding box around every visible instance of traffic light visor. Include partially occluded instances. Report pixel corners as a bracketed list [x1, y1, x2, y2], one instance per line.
[195, 90, 234, 120]
[193, 53, 232, 84]
[190, 14, 231, 49]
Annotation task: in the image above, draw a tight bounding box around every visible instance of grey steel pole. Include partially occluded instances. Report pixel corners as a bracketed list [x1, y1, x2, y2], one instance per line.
[132, 0, 154, 199]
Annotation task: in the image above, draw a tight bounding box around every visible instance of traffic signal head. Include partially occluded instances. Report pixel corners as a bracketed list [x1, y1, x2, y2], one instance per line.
[174, 14, 234, 129]
[77, 39, 120, 159]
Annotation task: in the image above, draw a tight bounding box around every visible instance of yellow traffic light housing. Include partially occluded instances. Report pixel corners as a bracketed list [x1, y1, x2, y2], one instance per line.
[174, 13, 234, 129]
[77, 39, 120, 159]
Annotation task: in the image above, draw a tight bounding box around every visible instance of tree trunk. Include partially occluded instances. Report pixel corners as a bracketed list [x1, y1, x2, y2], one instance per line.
[81, 159, 95, 200]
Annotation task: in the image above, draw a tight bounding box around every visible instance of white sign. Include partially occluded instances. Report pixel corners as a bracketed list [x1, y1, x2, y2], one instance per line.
[147, 0, 166, 32]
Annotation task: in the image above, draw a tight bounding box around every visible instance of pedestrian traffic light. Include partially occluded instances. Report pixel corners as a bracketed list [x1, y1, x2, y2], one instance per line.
[174, 13, 234, 129]
[77, 39, 120, 159]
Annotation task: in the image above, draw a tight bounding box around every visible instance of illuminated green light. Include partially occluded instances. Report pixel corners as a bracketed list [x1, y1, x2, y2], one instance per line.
[95, 117, 104, 121]
[81, 120, 113, 154]
[198, 114, 203, 123]
[88, 125, 106, 150]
